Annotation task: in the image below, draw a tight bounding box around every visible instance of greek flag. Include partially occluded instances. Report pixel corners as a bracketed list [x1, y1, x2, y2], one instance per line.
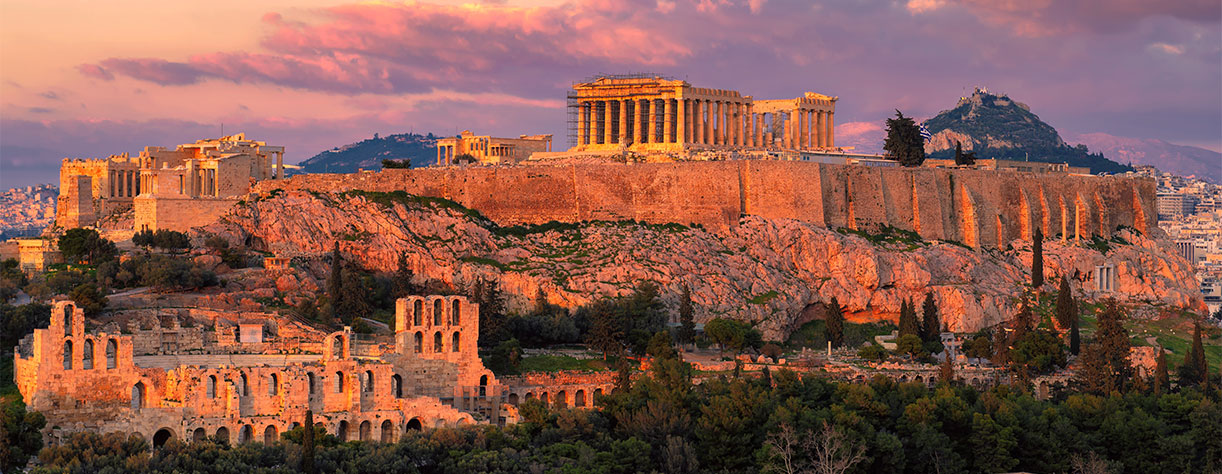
[919, 123, 932, 141]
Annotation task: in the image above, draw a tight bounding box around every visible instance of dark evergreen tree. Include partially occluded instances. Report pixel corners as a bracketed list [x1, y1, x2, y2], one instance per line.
[1069, 306, 1081, 355]
[1012, 300, 1034, 341]
[391, 251, 416, 298]
[921, 292, 941, 343]
[898, 298, 919, 338]
[1178, 321, 1208, 387]
[677, 284, 696, 348]
[1032, 227, 1044, 288]
[1154, 347, 1169, 394]
[991, 327, 1010, 367]
[1055, 276, 1075, 329]
[883, 110, 926, 167]
[939, 355, 955, 385]
[302, 409, 316, 474]
[587, 303, 625, 360]
[1074, 303, 1133, 394]
[954, 141, 977, 166]
[825, 297, 845, 348]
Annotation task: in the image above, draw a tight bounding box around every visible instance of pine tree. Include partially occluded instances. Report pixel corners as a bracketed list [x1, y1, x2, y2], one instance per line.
[1055, 276, 1074, 329]
[1069, 307, 1081, 355]
[921, 292, 941, 343]
[1178, 321, 1207, 387]
[991, 327, 1010, 367]
[883, 110, 926, 167]
[898, 298, 920, 337]
[327, 242, 343, 320]
[825, 297, 845, 348]
[1074, 302, 1132, 395]
[1012, 300, 1034, 342]
[678, 284, 696, 348]
[391, 251, 416, 298]
[939, 355, 955, 385]
[302, 409, 316, 474]
[1154, 347, 1169, 394]
[587, 304, 624, 360]
[1031, 228, 1044, 288]
[614, 358, 633, 392]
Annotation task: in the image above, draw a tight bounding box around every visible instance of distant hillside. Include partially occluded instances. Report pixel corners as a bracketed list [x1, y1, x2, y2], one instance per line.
[1067, 132, 1221, 183]
[922, 89, 1131, 174]
[297, 133, 439, 174]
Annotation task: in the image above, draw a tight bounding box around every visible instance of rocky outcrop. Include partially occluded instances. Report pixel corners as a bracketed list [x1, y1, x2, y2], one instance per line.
[202, 191, 1204, 340]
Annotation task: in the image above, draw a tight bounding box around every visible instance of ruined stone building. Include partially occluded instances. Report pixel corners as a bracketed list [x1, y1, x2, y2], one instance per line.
[55, 133, 285, 232]
[568, 75, 837, 152]
[15, 297, 612, 446]
[434, 130, 554, 166]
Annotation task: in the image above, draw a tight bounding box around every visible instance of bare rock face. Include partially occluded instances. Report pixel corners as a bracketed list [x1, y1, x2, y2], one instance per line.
[203, 191, 1204, 340]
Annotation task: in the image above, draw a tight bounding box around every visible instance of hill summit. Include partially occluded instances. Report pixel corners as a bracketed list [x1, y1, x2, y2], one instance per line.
[922, 88, 1130, 174]
[297, 132, 439, 174]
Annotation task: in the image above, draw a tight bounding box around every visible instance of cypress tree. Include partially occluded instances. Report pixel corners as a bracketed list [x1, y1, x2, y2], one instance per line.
[1012, 300, 1034, 342]
[1154, 347, 1169, 394]
[825, 297, 845, 348]
[1055, 276, 1074, 329]
[1179, 321, 1207, 386]
[302, 409, 316, 474]
[1074, 302, 1132, 394]
[1069, 302, 1081, 355]
[392, 251, 416, 298]
[883, 110, 926, 167]
[678, 284, 696, 348]
[898, 298, 920, 338]
[921, 292, 941, 343]
[991, 327, 1010, 367]
[327, 242, 343, 321]
[939, 355, 955, 385]
[1032, 228, 1044, 288]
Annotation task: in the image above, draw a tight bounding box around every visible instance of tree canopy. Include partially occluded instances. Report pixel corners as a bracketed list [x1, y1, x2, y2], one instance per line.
[883, 110, 926, 167]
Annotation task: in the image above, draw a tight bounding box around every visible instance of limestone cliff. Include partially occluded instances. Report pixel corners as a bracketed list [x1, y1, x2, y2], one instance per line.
[203, 190, 1203, 340]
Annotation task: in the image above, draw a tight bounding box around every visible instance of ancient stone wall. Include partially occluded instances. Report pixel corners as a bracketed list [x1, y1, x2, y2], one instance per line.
[133, 195, 243, 232]
[256, 162, 1156, 247]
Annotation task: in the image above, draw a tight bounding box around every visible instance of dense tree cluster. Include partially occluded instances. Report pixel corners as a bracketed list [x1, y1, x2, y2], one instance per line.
[57, 228, 117, 265]
[132, 230, 191, 250]
[97, 254, 219, 293]
[883, 111, 926, 167]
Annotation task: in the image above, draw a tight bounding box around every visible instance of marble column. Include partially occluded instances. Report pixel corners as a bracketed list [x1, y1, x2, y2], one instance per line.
[602, 101, 614, 145]
[800, 108, 810, 150]
[753, 113, 761, 147]
[632, 100, 642, 145]
[826, 111, 834, 148]
[663, 99, 674, 144]
[577, 102, 588, 146]
[618, 100, 628, 145]
[815, 111, 825, 148]
[645, 99, 655, 144]
[732, 103, 741, 146]
[676, 99, 687, 145]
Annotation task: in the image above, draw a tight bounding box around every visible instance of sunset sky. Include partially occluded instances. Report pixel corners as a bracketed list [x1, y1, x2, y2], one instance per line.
[1, 0, 1219, 188]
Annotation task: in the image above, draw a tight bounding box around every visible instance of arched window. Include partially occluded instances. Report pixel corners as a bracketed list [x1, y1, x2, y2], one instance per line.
[332, 336, 344, 358]
[334, 371, 344, 393]
[207, 375, 217, 398]
[575, 390, 586, 407]
[392, 374, 403, 398]
[479, 375, 487, 397]
[338, 421, 349, 441]
[264, 425, 277, 444]
[433, 332, 443, 353]
[307, 372, 316, 394]
[63, 305, 73, 334]
[413, 332, 423, 353]
[62, 340, 74, 370]
[106, 339, 118, 369]
[152, 428, 173, 448]
[406, 418, 422, 431]
[215, 427, 230, 444]
[82, 339, 94, 370]
[451, 332, 461, 352]
[240, 373, 250, 396]
[556, 391, 567, 406]
[380, 420, 395, 443]
[268, 373, 279, 396]
[451, 300, 461, 325]
[413, 300, 422, 326]
[132, 382, 146, 410]
[192, 428, 207, 443]
[433, 300, 443, 325]
[363, 370, 374, 392]
[359, 421, 371, 441]
[239, 424, 253, 444]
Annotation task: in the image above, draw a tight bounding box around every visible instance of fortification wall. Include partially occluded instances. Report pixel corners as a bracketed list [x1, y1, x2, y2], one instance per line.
[134, 196, 242, 232]
[256, 162, 1156, 247]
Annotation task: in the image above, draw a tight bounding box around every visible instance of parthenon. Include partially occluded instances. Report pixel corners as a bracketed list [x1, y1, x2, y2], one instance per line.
[569, 75, 837, 152]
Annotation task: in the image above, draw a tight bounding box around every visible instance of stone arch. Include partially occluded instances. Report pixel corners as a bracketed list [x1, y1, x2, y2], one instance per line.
[594, 388, 603, 405]
[381, 420, 395, 443]
[434, 419, 446, 429]
[152, 428, 174, 448]
[192, 428, 206, 443]
[899, 375, 909, 383]
[508, 393, 520, 405]
[413, 300, 423, 326]
[1038, 380, 1050, 399]
[326, 332, 348, 360]
[263, 425, 277, 444]
[433, 331, 443, 353]
[364, 370, 375, 392]
[334, 371, 345, 393]
[307, 372, 316, 394]
[239, 424, 253, 444]
[62, 340, 73, 370]
[575, 389, 586, 407]
[433, 299, 443, 325]
[451, 299, 461, 325]
[414, 332, 423, 353]
[914, 375, 924, 386]
[215, 427, 230, 444]
[541, 392, 550, 404]
[479, 375, 488, 397]
[392, 374, 403, 398]
[338, 420, 350, 441]
[240, 372, 250, 397]
[525, 392, 536, 401]
[106, 339, 118, 369]
[359, 421, 371, 441]
[452, 331, 461, 352]
[82, 339, 94, 370]
[132, 382, 146, 410]
[62, 304, 74, 334]
[268, 373, 279, 396]
[406, 418, 422, 431]
[207, 375, 217, 398]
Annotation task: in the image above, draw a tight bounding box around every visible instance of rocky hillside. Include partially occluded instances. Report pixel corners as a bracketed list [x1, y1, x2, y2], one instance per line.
[202, 190, 1203, 340]
[923, 89, 1130, 174]
[297, 133, 439, 174]
[1068, 132, 1221, 183]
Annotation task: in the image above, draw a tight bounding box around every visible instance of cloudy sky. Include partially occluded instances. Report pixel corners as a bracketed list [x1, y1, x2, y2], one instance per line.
[1, 0, 1219, 188]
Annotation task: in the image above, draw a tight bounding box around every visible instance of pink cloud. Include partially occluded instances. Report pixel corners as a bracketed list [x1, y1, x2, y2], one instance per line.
[76, 64, 114, 81]
[927, 0, 1221, 36]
